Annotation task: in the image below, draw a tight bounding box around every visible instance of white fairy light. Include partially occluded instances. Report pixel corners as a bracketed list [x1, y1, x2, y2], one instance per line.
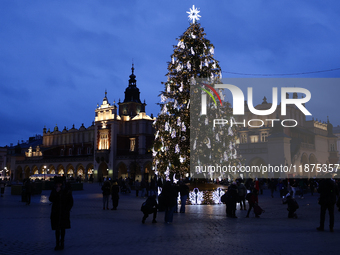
[176, 63, 182, 72]
[175, 144, 180, 154]
[187, 61, 191, 71]
[171, 129, 176, 138]
[165, 121, 170, 131]
[162, 104, 168, 114]
[179, 155, 185, 163]
[177, 117, 181, 126]
[228, 126, 233, 136]
[179, 83, 183, 92]
[181, 122, 186, 132]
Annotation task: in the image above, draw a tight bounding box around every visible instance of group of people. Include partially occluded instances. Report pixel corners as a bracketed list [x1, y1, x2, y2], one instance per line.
[101, 180, 120, 210]
[223, 180, 263, 218]
[46, 175, 340, 251]
[141, 181, 189, 224]
[223, 176, 340, 233]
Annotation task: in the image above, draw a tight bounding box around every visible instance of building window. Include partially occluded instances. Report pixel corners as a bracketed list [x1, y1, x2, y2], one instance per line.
[240, 134, 247, 143]
[87, 147, 91, 154]
[60, 149, 64, 156]
[250, 136, 258, 143]
[261, 132, 268, 142]
[130, 138, 136, 152]
[330, 144, 335, 152]
[69, 148, 72, 155]
[78, 148, 81, 155]
[99, 131, 109, 150]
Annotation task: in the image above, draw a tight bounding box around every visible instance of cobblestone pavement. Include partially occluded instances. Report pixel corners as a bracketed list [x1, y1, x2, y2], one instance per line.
[0, 183, 338, 255]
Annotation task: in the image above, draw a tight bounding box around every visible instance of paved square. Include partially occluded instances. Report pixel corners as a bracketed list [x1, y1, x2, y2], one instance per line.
[0, 183, 338, 255]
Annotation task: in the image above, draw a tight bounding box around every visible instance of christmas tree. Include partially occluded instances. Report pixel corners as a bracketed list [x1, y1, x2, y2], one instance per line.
[153, 6, 242, 181]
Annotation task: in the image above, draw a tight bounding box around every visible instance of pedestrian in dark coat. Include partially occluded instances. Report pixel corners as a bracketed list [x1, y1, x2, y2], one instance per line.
[162, 181, 178, 223]
[102, 181, 111, 210]
[317, 175, 339, 232]
[179, 182, 189, 213]
[111, 181, 120, 210]
[237, 181, 247, 210]
[24, 178, 32, 205]
[49, 178, 73, 250]
[226, 183, 238, 218]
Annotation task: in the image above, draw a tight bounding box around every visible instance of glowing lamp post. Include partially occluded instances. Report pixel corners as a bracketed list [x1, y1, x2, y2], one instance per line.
[43, 165, 46, 180]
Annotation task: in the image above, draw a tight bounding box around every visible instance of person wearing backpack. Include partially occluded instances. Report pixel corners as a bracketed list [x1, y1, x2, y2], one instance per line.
[141, 195, 158, 224]
[316, 175, 339, 232]
[283, 192, 298, 218]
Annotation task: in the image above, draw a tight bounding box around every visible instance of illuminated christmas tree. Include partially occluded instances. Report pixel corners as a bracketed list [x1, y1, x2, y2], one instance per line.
[153, 6, 241, 181]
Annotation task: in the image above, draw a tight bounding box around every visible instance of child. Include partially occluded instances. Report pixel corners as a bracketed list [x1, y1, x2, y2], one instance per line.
[283, 193, 299, 218]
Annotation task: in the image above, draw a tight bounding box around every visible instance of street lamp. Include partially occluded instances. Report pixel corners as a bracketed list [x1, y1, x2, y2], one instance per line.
[43, 165, 46, 180]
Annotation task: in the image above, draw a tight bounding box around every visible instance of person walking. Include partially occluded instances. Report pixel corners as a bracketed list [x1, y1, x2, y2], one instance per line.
[162, 181, 177, 223]
[179, 181, 189, 213]
[237, 181, 247, 210]
[24, 178, 32, 205]
[134, 180, 140, 197]
[246, 188, 260, 218]
[226, 183, 238, 218]
[101, 181, 111, 210]
[317, 175, 339, 232]
[49, 177, 73, 251]
[111, 181, 120, 210]
[140, 180, 147, 198]
[290, 179, 297, 199]
[268, 179, 276, 198]
[309, 178, 316, 196]
[0, 179, 5, 197]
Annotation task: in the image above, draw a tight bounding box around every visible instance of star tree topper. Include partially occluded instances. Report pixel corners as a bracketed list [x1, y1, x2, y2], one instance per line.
[186, 5, 201, 24]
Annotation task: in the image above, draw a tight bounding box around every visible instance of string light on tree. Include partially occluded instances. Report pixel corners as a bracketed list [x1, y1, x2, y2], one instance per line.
[152, 5, 242, 181]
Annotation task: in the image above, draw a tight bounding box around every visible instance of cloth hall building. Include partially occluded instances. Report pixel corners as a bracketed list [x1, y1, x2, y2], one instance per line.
[8, 66, 155, 182]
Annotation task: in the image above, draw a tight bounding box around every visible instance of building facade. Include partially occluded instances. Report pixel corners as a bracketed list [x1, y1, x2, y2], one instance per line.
[235, 93, 339, 178]
[9, 66, 155, 182]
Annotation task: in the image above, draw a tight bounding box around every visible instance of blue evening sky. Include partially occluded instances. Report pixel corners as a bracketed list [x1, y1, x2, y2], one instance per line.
[1, 0, 340, 146]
